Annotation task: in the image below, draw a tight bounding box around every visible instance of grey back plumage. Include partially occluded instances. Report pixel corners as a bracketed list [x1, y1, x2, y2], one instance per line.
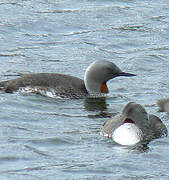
[0, 73, 88, 98]
[157, 98, 169, 113]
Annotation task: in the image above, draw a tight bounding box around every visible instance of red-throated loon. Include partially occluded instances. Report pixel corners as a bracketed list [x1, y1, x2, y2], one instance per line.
[0, 60, 136, 98]
[101, 102, 168, 146]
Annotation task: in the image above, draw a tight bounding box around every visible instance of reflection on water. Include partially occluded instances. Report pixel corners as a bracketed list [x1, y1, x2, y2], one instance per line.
[84, 97, 108, 111]
[111, 142, 150, 154]
[84, 97, 116, 119]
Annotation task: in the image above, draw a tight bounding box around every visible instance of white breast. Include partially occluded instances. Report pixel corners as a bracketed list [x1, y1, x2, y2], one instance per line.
[112, 123, 143, 146]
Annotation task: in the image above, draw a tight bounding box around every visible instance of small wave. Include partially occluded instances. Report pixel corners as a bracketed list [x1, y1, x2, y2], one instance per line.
[62, 24, 148, 37]
[112, 24, 150, 32]
[151, 15, 169, 22]
[24, 145, 51, 157]
[150, 45, 169, 51]
[0, 53, 26, 57]
[0, 2, 17, 6]
[28, 137, 75, 146]
[0, 156, 26, 162]
[35, 9, 90, 14]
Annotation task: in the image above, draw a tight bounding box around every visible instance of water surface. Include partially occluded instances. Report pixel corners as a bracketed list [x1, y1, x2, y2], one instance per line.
[0, 0, 169, 179]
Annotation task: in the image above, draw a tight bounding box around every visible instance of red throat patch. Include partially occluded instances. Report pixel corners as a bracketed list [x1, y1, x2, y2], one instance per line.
[100, 82, 108, 93]
[124, 118, 134, 124]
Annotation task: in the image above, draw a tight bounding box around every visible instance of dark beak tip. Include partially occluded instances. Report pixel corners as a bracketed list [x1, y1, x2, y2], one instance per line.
[129, 73, 136, 77]
[120, 72, 136, 77]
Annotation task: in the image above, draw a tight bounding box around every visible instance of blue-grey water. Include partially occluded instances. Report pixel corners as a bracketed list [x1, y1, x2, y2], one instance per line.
[0, 0, 169, 179]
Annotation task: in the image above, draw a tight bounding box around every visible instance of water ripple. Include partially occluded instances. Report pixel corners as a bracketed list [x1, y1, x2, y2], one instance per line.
[0, 0, 169, 179]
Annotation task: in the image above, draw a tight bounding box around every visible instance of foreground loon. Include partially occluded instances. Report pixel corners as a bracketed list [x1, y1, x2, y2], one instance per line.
[0, 60, 135, 98]
[101, 102, 168, 146]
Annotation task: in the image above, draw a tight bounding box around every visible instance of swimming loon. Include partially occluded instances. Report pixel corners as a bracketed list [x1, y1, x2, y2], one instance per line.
[101, 102, 168, 146]
[0, 60, 135, 98]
